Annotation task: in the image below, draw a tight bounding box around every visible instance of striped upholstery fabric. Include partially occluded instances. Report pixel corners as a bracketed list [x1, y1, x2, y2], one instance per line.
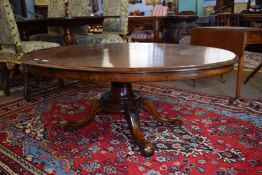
[152, 6, 168, 16]
[130, 30, 154, 40]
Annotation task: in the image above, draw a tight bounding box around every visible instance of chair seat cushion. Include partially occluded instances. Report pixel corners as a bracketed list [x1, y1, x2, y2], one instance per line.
[0, 45, 19, 63]
[74, 33, 125, 44]
[130, 30, 154, 40]
[21, 41, 60, 54]
[152, 6, 168, 16]
[0, 41, 60, 64]
[29, 34, 65, 45]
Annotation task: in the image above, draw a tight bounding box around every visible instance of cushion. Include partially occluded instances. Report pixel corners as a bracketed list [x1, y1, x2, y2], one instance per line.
[130, 30, 154, 40]
[29, 34, 65, 45]
[0, 45, 21, 63]
[74, 33, 125, 44]
[21, 41, 60, 53]
[152, 6, 168, 16]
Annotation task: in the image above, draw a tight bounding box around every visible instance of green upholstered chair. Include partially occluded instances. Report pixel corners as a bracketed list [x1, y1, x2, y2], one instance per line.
[0, 0, 60, 96]
[74, 0, 129, 44]
[30, 0, 91, 45]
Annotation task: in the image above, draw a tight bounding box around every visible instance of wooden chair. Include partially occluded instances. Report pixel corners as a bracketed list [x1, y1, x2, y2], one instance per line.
[0, 0, 60, 97]
[74, 0, 129, 44]
[129, 6, 168, 43]
[191, 27, 246, 98]
[30, 0, 91, 45]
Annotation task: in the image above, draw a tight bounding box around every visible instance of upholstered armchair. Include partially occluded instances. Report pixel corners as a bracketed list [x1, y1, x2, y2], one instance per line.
[0, 0, 60, 96]
[130, 6, 168, 43]
[74, 0, 129, 44]
[30, 0, 91, 45]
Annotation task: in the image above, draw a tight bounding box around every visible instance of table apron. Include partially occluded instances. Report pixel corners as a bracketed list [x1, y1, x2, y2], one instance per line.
[24, 64, 235, 82]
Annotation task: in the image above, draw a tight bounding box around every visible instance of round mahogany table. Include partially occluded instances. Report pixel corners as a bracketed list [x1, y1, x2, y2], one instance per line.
[21, 43, 238, 156]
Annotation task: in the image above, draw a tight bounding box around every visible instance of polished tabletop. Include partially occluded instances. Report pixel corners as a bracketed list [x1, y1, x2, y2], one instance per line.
[22, 43, 237, 73]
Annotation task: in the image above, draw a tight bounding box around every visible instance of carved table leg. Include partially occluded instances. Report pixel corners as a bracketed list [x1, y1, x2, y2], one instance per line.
[64, 100, 101, 131]
[143, 98, 182, 127]
[64, 82, 182, 156]
[124, 104, 154, 157]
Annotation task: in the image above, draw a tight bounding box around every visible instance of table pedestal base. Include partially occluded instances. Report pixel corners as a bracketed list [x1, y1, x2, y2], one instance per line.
[64, 82, 182, 156]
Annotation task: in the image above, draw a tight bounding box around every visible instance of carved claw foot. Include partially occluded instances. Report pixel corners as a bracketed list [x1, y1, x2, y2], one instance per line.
[141, 142, 154, 157]
[143, 98, 183, 127]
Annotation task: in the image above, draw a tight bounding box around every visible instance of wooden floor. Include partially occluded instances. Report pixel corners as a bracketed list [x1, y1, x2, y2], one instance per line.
[155, 70, 262, 99]
[0, 70, 261, 104]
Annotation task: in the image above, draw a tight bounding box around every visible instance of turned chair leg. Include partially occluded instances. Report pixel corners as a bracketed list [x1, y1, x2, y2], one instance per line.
[0, 63, 10, 96]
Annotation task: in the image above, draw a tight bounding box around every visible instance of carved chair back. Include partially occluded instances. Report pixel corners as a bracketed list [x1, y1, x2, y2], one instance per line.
[102, 0, 129, 35]
[47, 0, 91, 34]
[0, 0, 23, 63]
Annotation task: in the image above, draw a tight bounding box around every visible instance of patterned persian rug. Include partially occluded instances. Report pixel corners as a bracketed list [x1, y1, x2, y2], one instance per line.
[0, 81, 261, 175]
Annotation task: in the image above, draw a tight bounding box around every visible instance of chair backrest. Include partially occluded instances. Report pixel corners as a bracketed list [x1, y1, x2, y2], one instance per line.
[48, 0, 66, 18]
[152, 6, 168, 16]
[102, 0, 129, 34]
[68, 0, 91, 34]
[0, 0, 22, 57]
[47, 0, 66, 34]
[48, 0, 91, 17]
[191, 27, 245, 58]
[47, 0, 90, 34]
[67, 0, 91, 17]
